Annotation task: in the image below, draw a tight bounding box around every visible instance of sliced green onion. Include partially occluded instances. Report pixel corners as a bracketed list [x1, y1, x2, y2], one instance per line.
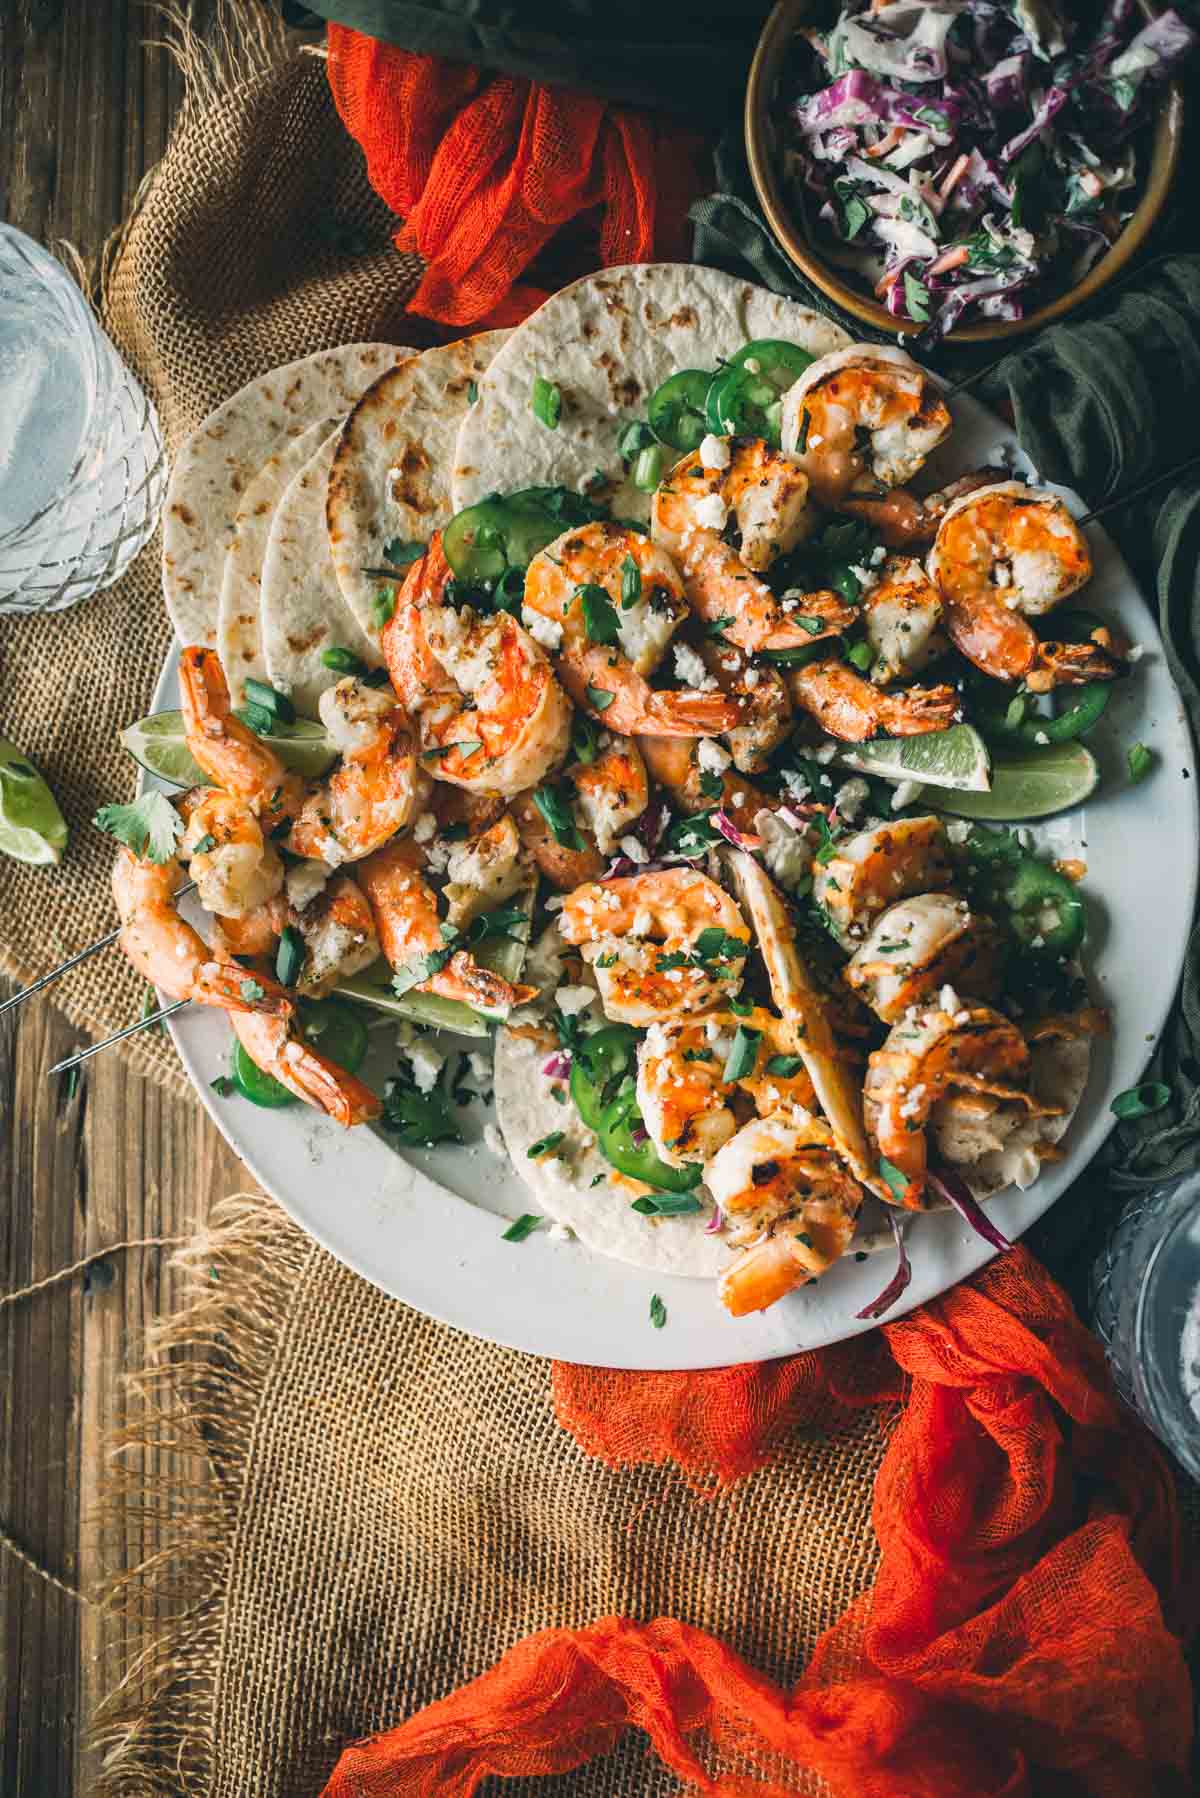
[243, 677, 295, 725]
[371, 588, 396, 630]
[878, 1156, 910, 1201]
[235, 702, 275, 736]
[632, 445, 664, 492]
[649, 1293, 667, 1329]
[764, 1053, 804, 1077]
[321, 646, 367, 675]
[527, 1131, 565, 1159]
[586, 685, 616, 713]
[532, 376, 561, 430]
[502, 1213, 543, 1241]
[382, 538, 424, 567]
[621, 553, 642, 609]
[630, 1193, 704, 1216]
[723, 1025, 761, 1083]
[1111, 1082, 1170, 1120]
[275, 924, 305, 988]
[845, 639, 872, 672]
[1127, 741, 1154, 784]
[617, 420, 656, 463]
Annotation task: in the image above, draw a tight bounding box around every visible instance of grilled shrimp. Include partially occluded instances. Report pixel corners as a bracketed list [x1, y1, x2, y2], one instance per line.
[214, 874, 380, 998]
[512, 791, 607, 891]
[288, 677, 424, 865]
[636, 1009, 817, 1170]
[558, 866, 751, 1026]
[179, 645, 304, 821]
[839, 468, 1006, 549]
[522, 521, 740, 738]
[928, 483, 1122, 690]
[780, 345, 952, 509]
[860, 555, 947, 683]
[709, 1110, 865, 1316]
[357, 836, 536, 1013]
[864, 999, 1060, 1209]
[651, 437, 826, 654]
[112, 849, 292, 1016]
[844, 893, 1005, 1023]
[383, 533, 572, 793]
[227, 1010, 381, 1126]
[697, 641, 793, 772]
[813, 816, 955, 944]
[512, 738, 647, 889]
[788, 658, 960, 741]
[179, 789, 284, 919]
[636, 734, 772, 835]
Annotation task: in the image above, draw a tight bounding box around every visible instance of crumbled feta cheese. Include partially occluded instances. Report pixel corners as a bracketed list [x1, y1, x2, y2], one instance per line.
[891, 779, 925, 811]
[741, 357, 761, 376]
[673, 642, 717, 689]
[946, 819, 972, 845]
[407, 1039, 445, 1094]
[555, 984, 596, 1017]
[522, 606, 563, 653]
[692, 492, 728, 532]
[618, 834, 648, 865]
[483, 1122, 507, 1160]
[423, 838, 453, 875]
[743, 667, 760, 689]
[808, 432, 824, 449]
[412, 811, 437, 845]
[697, 736, 731, 775]
[630, 907, 653, 938]
[870, 545, 887, 566]
[814, 742, 838, 764]
[781, 768, 811, 803]
[939, 984, 961, 1015]
[548, 1221, 574, 1242]
[1033, 730, 1050, 746]
[285, 858, 331, 911]
[544, 892, 565, 913]
[836, 776, 870, 824]
[1127, 643, 1144, 662]
[468, 1051, 491, 1085]
[755, 809, 814, 895]
[698, 433, 732, 471]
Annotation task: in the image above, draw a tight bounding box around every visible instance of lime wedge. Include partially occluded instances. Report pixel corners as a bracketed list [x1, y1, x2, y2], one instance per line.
[0, 741, 68, 866]
[337, 886, 535, 1034]
[937, 742, 1098, 821]
[836, 723, 991, 792]
[121, 710, 336, 786]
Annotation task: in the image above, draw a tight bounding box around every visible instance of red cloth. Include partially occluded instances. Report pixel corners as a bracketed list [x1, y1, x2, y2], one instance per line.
[325, 28, 706, 328]
[322, 1250, 1193, 1796]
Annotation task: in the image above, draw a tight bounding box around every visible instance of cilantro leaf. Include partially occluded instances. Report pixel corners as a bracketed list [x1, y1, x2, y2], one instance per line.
[903, 271, 931, 323]
[94, 791, 183, 864]
[381, 1067, 463, 1147]
[502, 1213, 543, 1242]
[577, 582, 620, 645]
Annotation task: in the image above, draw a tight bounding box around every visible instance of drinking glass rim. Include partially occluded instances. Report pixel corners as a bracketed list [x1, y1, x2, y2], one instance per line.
[1132, 1187, 1200, 1479]
[0, 223, 123, 541]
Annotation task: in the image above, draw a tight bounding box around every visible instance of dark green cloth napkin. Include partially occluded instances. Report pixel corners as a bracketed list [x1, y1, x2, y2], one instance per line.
[282, 1, 770, 113]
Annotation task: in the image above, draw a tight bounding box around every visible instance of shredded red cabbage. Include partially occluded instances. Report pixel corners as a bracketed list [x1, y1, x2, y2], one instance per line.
[927, 1168, 1013, 1252]
[541, 1051, 571, 1079]
[782, 0, 1195, 336]
[713, 810, 762, 850]
[855, 1211, 912, 1320]
[705, 1204, 725, 1235]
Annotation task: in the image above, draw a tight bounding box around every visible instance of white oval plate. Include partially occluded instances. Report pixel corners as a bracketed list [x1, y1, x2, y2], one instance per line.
[156, 387, 1196, 1369]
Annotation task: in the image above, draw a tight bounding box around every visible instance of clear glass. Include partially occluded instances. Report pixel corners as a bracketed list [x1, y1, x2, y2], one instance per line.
[0, 224, 165, 613]
[1090, 1175, 1200, 1478]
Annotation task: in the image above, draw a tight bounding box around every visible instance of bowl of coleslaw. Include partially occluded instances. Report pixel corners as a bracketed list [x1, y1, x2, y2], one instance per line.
[745, 0, 1188, 343]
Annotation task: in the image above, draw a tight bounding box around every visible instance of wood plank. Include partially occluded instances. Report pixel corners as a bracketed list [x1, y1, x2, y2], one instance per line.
[0, 4, 253, 1791]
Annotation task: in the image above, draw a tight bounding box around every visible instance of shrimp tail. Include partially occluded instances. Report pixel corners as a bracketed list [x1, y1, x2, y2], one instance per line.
[229, 1012, 380, 1126]
[876, 682, 961, 736]
[433, 953, 537, 1013]
[640, 687, 744, 737]
[189, 959, 294, 1016]
[761, 589, 858, 651]
[718, 1235, 809, 1317]
[1029, 636, 1127, 690]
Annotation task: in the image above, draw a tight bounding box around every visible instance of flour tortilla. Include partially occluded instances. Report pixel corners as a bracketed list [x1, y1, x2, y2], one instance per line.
[326, 331, 509, 636]
[452, 264, 852, 523]
[162, 343, 414, 648]
[493, 1025, 728, 1278]
[216, 418, 336, 701]
[260, 431, 379, 717]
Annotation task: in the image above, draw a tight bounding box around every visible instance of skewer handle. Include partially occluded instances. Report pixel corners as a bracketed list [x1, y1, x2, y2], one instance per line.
[48, 1000, 190, 1075]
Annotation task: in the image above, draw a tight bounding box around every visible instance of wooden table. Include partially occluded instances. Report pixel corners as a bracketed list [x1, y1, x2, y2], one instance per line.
[1, 6, 254, 1791]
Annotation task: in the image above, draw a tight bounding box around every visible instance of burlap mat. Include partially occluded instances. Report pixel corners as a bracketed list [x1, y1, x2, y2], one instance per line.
[0, 5, 433, 1095]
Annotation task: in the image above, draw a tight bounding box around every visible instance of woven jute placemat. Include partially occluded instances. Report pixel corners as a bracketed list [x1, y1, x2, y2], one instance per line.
[7, 11, 887, 1793]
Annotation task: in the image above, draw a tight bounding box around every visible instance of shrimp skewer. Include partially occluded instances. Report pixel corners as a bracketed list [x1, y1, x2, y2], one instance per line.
[558, 866, 751, 1026]
[179, 645, 304, 824]
[358, 836, 536, 1014]
[636, 1008, 817, 1171]
[780, 345, 952, 509]
[788, 658, 960, 741]
[112, 849, 293, 1016]
[709, 1111, 865, 1317]
[180, 789, 284, 919]
[927, 482, 1124, 690]
[864, 1000, 1061, 1210]
[227, 1009, 381, 1126]
[383, 533, 572, 793]
[844, 892, 1005, 1022]
[522, 521, 741, 737]
[838, 468, 1006, 549]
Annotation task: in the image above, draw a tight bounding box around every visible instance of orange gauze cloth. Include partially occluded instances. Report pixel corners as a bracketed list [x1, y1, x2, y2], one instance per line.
[321, 1249, 1193, 1797]
[325, 27, 707, 328]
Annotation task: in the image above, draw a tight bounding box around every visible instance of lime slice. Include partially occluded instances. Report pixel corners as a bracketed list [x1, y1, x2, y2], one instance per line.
[937, 742, 1099, 822]
[121, 710, 336, 786]
[0, 741, 68, 866]
[836, 723, 991, 793]
[337, 887, 535, 1035]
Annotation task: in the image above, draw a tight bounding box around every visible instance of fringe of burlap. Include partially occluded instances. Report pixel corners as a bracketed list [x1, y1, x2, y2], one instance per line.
[89, 1196, 316, 1793]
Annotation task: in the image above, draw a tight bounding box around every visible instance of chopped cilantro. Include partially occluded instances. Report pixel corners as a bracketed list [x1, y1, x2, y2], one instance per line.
[94, 791, 183, 864]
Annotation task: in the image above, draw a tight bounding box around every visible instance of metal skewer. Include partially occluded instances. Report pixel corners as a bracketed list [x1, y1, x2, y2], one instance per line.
[48, 1000, 190, 1075]
[1075, 448, 1200, 528]
[0, 880, 195, 1019]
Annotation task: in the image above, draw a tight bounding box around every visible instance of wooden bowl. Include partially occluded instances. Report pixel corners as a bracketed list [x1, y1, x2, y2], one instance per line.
[744, 0, 1184, 343]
